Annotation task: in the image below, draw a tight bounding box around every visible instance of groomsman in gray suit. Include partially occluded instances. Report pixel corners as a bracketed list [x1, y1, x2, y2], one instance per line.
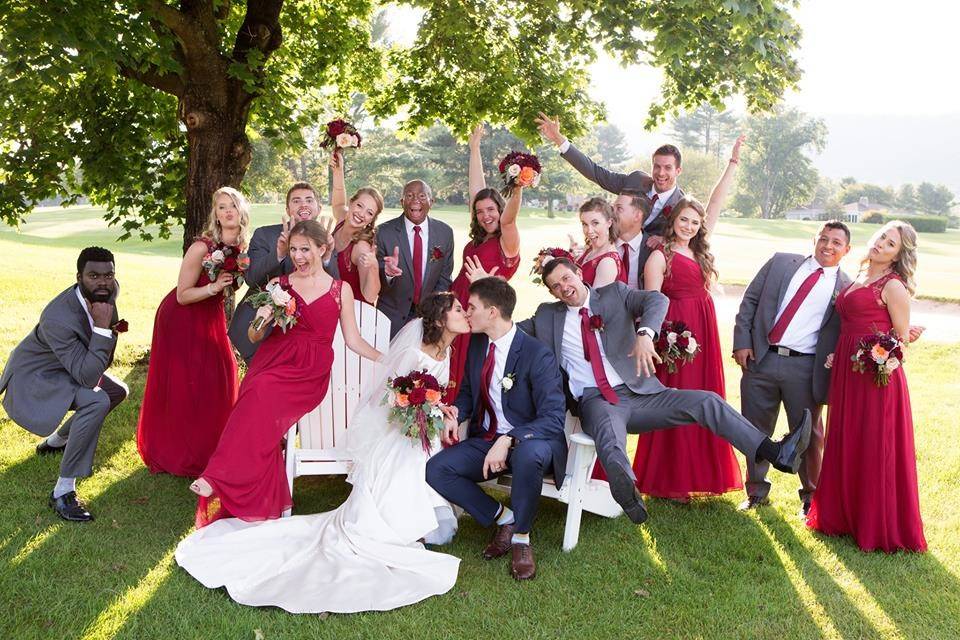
[536, 113, 683, 285]
[518, 257, 812, 524]
[733, 221, 852, 515]
[228, 182, 320, 363]
[0, 247, 128, 521]
[375, 180, 454, 337]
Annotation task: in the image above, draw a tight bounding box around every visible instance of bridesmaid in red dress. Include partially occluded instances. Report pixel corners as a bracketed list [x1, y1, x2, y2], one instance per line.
[189, 220, 383, 527]
[136, 187, 250, 476]
[575, 197, 625, 287]
[327, 149, 384, 303]
[445, 125, 523, 402]
[808, 221, 926, 552]
[632, 137, 745, 499]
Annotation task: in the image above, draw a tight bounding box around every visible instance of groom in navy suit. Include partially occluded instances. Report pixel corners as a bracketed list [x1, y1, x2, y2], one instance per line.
[426, 278, 566, 581]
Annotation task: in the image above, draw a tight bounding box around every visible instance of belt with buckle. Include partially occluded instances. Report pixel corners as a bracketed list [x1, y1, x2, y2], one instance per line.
[770, 345, 814, 357]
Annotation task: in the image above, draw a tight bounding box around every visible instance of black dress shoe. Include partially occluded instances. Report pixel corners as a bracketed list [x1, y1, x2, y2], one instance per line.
[771, 409, 812, 473]
[49, 491, 93, 522]
[798, 499, 812, 519]
[36, 440, 66, 455]
[737, 495, 770, 511]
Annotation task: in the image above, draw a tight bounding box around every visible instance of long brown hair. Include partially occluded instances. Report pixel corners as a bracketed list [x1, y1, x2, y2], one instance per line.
[347, 186, 384, 245]
[661, 196, 718, 288]
[860, 220, 918, 296]
[468, 188, 506, 247]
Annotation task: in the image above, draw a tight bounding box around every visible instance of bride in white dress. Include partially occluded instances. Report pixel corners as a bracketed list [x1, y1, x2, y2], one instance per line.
[175, 293, 470, 613]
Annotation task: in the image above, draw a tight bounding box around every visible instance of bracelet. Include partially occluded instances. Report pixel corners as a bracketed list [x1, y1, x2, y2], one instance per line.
[207, 283, 216, 296]
[729, 158, 739, 164]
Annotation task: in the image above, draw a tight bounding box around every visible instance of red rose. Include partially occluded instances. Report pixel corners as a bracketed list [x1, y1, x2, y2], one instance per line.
[422, 375, 441, 391]
[408, 387, 427, 405]
[430, 246, 444, 262]
[111, 319, 129, 333]
[589, 315, 604, 331]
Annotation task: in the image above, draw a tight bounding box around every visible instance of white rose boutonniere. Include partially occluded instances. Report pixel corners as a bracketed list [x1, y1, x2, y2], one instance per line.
[501, 373, 515, 392]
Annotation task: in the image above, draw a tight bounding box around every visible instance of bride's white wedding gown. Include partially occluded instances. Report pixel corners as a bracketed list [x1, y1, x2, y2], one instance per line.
[175, 329, 459, 613]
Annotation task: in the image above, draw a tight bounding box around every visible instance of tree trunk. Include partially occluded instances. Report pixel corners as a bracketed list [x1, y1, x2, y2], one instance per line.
[547, 195, 555, 219]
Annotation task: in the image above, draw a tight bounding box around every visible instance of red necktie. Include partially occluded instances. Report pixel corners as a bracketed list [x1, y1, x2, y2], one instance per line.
[478, 343, 499, 439]
[619, 244, 630, 284]
[579, 308, 619, 404]
[768, 267, 824, 344]
[412, 225, 423, 305]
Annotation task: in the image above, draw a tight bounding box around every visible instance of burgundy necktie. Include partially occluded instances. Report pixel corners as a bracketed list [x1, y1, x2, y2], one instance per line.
[620, 244, 630, 284]
[412, 225, 423, 305]
[579, 308, 619, 404]
[768, 267, 824, 344]
[478, 343, 499, 439]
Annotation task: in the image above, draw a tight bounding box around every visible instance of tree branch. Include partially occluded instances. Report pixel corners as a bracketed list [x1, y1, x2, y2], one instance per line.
[232, 0, 284, 62]
[118, 62, 185, 97]
[143, 0, 196, 43]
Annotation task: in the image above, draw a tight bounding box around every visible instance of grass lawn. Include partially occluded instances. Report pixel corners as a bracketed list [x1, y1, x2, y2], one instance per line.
[1, 206, 959, 639]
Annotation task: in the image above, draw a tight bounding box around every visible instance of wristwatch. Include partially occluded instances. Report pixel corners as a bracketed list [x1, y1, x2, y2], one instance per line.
[636, 327, 655, 340]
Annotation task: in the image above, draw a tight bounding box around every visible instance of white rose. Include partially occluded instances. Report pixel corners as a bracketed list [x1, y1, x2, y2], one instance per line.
[269, 283, 292, 306]
[685, 337, 698, 354]
[501, 376, 514, 391]
[681, 330, 692, 339]
[210, 249, 225, 263]
[336, 132, 354, 148]
[884, 357, 900, 373]
[507, 163, 521, 177]
[666, 332, 677, 345]
[430, 405, 443, 419]
[532, 173, 541, 188]
[350, 134, 360, 147]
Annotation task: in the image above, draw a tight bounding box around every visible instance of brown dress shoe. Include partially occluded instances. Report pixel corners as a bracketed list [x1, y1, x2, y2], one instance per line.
[482, 523, 514, 559]
[511, 543, 536, 580]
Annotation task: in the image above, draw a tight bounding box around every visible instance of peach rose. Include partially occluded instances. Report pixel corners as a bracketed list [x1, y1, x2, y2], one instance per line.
[285, 298, 297, 316]
[871, 344, 889, 363]
[425, 389, 442, 404]
[518, 166, 537, 186]
[396, 394, 409, 408]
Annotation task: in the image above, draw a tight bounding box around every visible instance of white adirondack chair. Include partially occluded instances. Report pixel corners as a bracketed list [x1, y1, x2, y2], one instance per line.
[283, 300, 622, 550]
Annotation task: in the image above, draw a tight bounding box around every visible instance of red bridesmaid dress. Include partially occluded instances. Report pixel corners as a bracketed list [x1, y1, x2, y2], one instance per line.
[807, 273, 926, 552]
[577, 250, 625, 287]
[136, 237, 239, 477]
[331, 221, 371, 304]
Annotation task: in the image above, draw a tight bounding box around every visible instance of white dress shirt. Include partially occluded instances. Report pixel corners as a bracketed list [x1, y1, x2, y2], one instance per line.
[403, 216, 429, 283]
[772, 256, 840, 354]
[559, 293, 625, 400]
[480, 324, 519, 435]
[615, 235, 645, 290]
[76, 287, 115, 338]
[645, 185, 677, 228]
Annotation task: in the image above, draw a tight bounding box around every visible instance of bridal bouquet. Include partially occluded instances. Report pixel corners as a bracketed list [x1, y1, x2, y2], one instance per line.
[530, 247, 574, 284]
[384, 369, 445, 452]
[320, 118, 361, 151]
[202, 244, 250, 288]
[247, 281, 300, 333]
[499, 151, 541, 197]
[851, 329, 904, 387]
[655, 321, 700, 374]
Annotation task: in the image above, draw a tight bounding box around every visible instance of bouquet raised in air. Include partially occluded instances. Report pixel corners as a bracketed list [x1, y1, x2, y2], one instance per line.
[851, 329, 904, 387]
[655, 320, 700, 374]
[529, 247, 574, 284]
[202, 244, 249, 288]
[384, 369, 445, 452]
[498, 151, 541, 197]
[320, 118, 361, 151]
[248, 281, 300, 333]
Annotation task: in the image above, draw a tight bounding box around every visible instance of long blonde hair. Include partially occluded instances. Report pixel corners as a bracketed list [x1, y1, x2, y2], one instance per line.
[204, 186, 251, 249]
[661, 196, 718, 289]
[861, 220, 918, 296]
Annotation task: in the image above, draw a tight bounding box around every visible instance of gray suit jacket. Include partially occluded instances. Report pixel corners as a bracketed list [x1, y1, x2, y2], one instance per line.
[1, 285, 119, 436]
[518, 282, 670, 406]
[733, 253, 851, 405]
[375, 214, 454, 336]
[562, 143, 684, 280]
[228, 223, 292, 362]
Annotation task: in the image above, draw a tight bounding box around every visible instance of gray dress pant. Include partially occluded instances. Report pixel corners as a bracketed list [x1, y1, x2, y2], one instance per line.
[58, 373, 128, 478]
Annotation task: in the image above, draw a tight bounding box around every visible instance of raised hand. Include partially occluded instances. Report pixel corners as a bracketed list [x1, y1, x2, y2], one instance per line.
[329, 148, 343, 170]
[89, 301, 115, 329]
[384, 246, 403, 277]
[276, 216, 292, 261]
[535, 112, 564, 147]
[730, 134, 746, 164]
[464, 255, 499, 282]
[567, 232, 585, 257]
[317, 215, 336, 257]
[468, 123, 484, 150]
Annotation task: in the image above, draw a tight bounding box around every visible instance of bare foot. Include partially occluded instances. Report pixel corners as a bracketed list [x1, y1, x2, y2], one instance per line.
[189, 478, 213, 497]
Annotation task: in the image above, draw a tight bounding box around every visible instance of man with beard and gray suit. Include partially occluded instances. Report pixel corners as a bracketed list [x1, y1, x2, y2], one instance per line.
[375, 179, 454, 337]
[518, 257, 812, 524]
[535, 113, 684, 285]
[1, 247, 128, 521]
[733, 221, 853, 516]
[228, 182, 320, 363]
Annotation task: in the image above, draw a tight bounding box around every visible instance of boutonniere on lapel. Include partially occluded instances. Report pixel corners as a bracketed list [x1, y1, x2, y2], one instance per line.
[111, 319, 129, 334]
[661, 205, 672, 218]
[589, 314, 605, 332]
[429, 246, 444, 263]
[501, 372, 515, 392]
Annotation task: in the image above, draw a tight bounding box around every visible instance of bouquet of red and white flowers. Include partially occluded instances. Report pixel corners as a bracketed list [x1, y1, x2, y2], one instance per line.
[529, 247, 574, 284]
[320, 118, 361, 151]
[384, 369, 445, 452]
[247, 281, 300, 333]
[202, 244, 250, 288]
[851, 329, 904, 387]
[498, 151, 541, 197]
[655, 321, 700, 374]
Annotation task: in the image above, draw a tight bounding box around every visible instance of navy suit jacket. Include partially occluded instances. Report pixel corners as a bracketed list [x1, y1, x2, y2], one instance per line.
[454, 328, 568, 486]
